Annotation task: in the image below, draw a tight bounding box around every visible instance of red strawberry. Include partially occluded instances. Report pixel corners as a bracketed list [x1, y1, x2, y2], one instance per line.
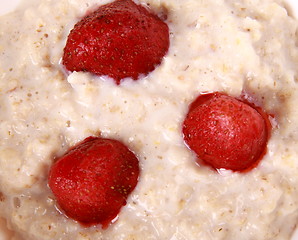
[182, 92, 270, 171]
[62, 0, 170, 84]
[48, 136, 139, 227]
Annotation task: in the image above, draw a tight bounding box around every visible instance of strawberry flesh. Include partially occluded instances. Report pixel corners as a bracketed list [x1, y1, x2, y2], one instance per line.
[182, 92, 270, 171]
[48, 136, 140, 227]
[62, 0, 170, 84]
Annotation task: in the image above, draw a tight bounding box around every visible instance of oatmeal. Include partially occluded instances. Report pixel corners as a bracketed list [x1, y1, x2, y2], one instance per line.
[0, 0, 298, 239]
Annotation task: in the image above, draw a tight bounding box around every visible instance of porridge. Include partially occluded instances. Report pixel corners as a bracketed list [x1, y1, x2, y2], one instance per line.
[0, 0, 298, 239]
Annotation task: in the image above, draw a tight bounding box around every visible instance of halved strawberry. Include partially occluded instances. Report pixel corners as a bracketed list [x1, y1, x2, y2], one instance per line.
[48, 136, 140, 227]
[62, 0, 170, 84]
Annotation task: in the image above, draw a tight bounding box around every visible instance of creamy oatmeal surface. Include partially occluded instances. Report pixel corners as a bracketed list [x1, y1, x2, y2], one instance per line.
[0, 0, 298, 239]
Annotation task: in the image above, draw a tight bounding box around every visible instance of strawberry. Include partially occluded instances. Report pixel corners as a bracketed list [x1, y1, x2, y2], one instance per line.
[182, 92, 270, 171]
[48, 136, 140, 227]
[62, 0, 170, 84]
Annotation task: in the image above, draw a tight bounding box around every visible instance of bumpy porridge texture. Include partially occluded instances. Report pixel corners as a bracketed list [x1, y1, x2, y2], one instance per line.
[0, 0, 298, 239]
